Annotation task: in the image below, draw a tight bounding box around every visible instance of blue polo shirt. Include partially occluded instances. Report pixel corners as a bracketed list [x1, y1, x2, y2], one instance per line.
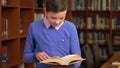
[23, 19, 81, 68]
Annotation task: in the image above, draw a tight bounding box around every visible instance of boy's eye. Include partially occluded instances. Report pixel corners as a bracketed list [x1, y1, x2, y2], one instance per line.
[51, 17, 64, 20]
[51, 17, 57, 19]
[60, 18, 63, 20]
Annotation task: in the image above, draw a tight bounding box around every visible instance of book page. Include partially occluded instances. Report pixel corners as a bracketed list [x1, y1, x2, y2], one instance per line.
[61, 54, 85, 65]
[40, 54, 85, 65]
[61, 54, 78, 60]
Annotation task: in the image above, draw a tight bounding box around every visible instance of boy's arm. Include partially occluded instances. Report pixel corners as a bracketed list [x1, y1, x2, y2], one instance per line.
[70, 24, 82, 68]
[23, 23, 38, 63]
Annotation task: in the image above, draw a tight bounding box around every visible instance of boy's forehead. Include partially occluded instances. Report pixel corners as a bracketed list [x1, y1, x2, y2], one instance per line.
[47, 11, 66, 18]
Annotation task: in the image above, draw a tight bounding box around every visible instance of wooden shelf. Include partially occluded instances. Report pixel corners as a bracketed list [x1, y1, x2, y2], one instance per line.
[2, 7, 20, 39]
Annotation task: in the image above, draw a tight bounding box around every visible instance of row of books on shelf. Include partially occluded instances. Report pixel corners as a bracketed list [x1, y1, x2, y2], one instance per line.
[111, 0, 120, 11]
[79, 31, 120, 45]
[79, 32, 108, 44]
[87, 15, 110, 29]
[72, 0, 120, 11]
[72, 16, 86, 29]
[72, 15, 120, 29]
[72, 0, 85, 11]
[2, 13, 44, 39]
[2, 42, 8, 65]
[112, 17, 120, 29]
[113, 32, 120, 45]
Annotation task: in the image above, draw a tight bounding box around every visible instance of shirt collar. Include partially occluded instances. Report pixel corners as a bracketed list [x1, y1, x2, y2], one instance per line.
[43, 17, 63, 30]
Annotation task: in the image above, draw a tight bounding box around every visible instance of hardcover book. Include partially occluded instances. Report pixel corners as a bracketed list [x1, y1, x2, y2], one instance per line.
[40, 54, 85, 66]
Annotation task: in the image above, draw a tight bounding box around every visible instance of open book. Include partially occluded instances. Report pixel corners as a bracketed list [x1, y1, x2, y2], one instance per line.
[40, 54, 85, 66]
[112, 61, 120, 66]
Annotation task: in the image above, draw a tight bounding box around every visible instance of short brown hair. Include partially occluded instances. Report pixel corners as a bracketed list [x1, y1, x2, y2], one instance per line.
[46, 0, 68, 12]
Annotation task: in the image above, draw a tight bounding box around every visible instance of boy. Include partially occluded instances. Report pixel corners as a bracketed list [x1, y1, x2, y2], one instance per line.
[23, 0, 81, 68]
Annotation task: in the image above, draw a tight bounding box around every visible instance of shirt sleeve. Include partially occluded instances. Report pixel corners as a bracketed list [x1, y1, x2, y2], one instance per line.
[70, 24, 82, 68]
[23, 23, 39, 63]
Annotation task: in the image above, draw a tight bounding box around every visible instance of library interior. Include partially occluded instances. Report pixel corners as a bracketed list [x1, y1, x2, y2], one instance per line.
[0, 0, 120, 68]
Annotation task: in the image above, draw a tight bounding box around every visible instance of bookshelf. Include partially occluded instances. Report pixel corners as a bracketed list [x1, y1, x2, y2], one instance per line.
[72, 0, 120, 49]
[0, 0, 72, 68]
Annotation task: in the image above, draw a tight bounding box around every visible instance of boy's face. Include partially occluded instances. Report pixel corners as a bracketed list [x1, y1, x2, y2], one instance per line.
[45, 10, 67, 27]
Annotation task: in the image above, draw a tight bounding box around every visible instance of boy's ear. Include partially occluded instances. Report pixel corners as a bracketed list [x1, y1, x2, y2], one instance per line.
[43, 7, 47, 16]
[43, 7, 46, 12]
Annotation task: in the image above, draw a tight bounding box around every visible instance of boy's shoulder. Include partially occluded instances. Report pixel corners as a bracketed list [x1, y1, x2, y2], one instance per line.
[64, 20, 76, 27]
[31, 19, 43, 26]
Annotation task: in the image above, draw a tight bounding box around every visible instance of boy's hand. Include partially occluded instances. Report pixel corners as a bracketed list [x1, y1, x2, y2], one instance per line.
[36, 52, 51, 62]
